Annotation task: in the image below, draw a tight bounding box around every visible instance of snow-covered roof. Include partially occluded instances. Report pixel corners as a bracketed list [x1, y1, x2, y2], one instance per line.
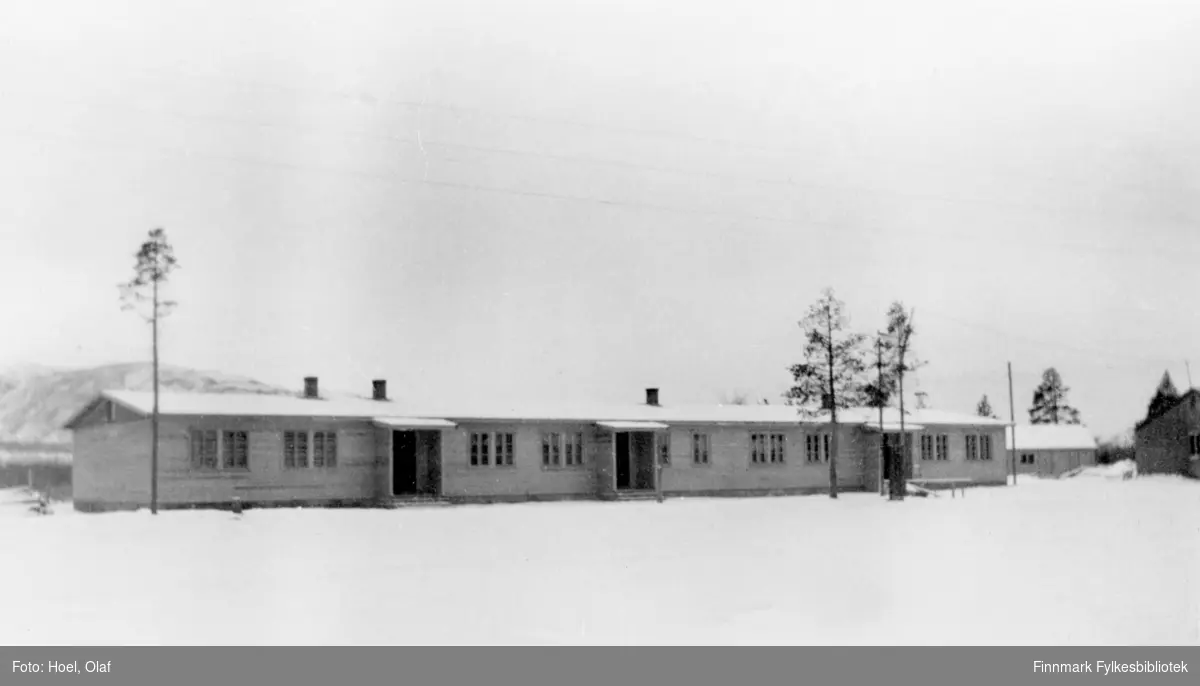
[826, 407, 1010, 428]
[1006, 424, 1098, 451]
[65, 390, 1014, 431]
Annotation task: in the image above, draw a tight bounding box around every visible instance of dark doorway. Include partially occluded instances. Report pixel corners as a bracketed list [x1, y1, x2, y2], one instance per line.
[632, 432, 655, 490]
[615, 432, 631, 490]
[418, 430, 442, 497]
[393, 430, 418, 496]
[882, 433, 913, 483]
[882, 438, 893, 484]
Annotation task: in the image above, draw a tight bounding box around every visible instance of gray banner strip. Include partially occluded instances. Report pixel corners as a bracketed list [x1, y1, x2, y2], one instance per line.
[1, 647, 1196, 686]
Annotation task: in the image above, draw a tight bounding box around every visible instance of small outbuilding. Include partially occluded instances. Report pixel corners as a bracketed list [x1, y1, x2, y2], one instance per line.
[1006, 424, 1098, 477]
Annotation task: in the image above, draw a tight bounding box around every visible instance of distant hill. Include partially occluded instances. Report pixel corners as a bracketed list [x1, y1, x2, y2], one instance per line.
[0, 363, 291, 460]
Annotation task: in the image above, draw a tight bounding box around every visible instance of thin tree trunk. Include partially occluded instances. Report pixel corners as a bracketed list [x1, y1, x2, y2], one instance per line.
[892, 370, 906, 500]
[876, 338, 885, 496]
[151, 275, 159, 516]
[826, 307, 838, 499]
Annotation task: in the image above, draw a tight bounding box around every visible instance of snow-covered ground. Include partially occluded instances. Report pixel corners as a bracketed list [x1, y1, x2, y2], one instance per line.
[2, 473, 1196, 645]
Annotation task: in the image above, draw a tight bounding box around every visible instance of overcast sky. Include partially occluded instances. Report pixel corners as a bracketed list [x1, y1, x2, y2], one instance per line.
[1, 0, 1198, 439]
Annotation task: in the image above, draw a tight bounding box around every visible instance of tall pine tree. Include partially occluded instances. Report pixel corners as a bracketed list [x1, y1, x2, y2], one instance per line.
[1028, 368, 1081, 424]
[787, 288, 867, 499]
[119, 228, 179, 515]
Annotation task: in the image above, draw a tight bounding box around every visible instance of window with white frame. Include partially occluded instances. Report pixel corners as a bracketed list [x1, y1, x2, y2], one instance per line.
[564, 432, 584, 466]
[223, 431, 249, 469]
[470, 432, 514, 467]
[692, 432, 710, 465]
[979, 434, 993, 461]
[312, 431, 337, 468]
[542, 433, 561, 466]
[965, 434, 979, 461]
[751, 433, 785, 464]
[805, 433, 829, 463]
[470, 432, 491, 466]
[540, 432, 583, 468]
[920, 434, 933, 461]
[190, 429, 219, 470]
[936, 435, 949, 461]
[495, 432, 514, 466]
[1020, 453, 1035, 465]
[284, 431, 309, 469]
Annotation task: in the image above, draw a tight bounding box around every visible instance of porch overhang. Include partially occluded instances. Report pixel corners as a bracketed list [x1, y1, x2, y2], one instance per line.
[863, 422, 926, 433]
[596, 420, 669, 431]
[372, 417, 457, 429]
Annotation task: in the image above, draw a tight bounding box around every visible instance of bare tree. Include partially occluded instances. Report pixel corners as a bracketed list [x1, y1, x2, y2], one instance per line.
[119, 228, 179, 515]
[787, 288, 867, 498]
[882, 303, 922, 501]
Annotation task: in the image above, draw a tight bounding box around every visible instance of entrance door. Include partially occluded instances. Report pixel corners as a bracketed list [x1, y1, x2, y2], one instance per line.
[632, 432, 655, 490]
[615, 432, 631, 490]
[393, 430, 418, 496]
[420, 431, 441, 497]
[882, 436, 893, 483]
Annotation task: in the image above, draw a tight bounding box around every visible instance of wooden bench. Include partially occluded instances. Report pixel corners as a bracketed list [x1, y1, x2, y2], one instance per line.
[908, 478, 974, 498]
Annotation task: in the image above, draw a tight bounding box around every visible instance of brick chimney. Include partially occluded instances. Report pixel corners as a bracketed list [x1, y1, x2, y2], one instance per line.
[372, 379, 388, 401]
[303, 376, 319, 399]
[645, 388, 659, 406]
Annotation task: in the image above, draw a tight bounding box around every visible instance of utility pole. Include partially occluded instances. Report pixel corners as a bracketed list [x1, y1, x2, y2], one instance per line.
[1008, 361, 1017, 486]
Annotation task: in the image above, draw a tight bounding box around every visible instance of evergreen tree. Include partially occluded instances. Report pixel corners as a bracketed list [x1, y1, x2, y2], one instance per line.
[1146, 371, 1180, 419]
[787, 288, 867, 498]
[1028, 368, 1081, 425]
[976, 394, 997, 419]
[119, 228, 180, 515]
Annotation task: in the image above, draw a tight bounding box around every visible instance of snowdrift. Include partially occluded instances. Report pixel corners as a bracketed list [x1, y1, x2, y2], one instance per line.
[1073, 460, 1137, 480]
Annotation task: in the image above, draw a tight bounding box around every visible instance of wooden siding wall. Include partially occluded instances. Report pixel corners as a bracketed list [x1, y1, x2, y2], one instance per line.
[860, 432, 882, 493]
[75, 416, 381, 509]
[591, 426, 614, 497]
[373, 426, 391, 500]
[72, 414, 1013, 510]
[659, 424, 868, 494]
[73, 419, 152, 506]
[1135, 395, 1200, 476]
[909, 425, 1009, 484]
[440, 422, 597, 499]
[1013, 448, 1097, 476]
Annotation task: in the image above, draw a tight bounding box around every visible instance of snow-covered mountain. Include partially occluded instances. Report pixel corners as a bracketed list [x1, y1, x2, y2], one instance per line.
[0, 363, 291, 454]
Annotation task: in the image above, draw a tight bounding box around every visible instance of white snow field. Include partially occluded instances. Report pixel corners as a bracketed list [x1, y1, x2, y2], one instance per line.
[2, 471, 1196, 645]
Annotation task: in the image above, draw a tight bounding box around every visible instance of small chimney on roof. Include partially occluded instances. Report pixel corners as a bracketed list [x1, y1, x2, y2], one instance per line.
[646, 388, 659, 406]
[372, 379, 388, 401]
[303, 376, 319, 399]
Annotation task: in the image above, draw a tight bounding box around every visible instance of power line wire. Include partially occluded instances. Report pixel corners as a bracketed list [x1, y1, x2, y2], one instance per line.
[6, 84, 1196, 248]
[5, 122, 1192, 262]
[920, 309, 1186, 368]
[29, 64, 1190, 214]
